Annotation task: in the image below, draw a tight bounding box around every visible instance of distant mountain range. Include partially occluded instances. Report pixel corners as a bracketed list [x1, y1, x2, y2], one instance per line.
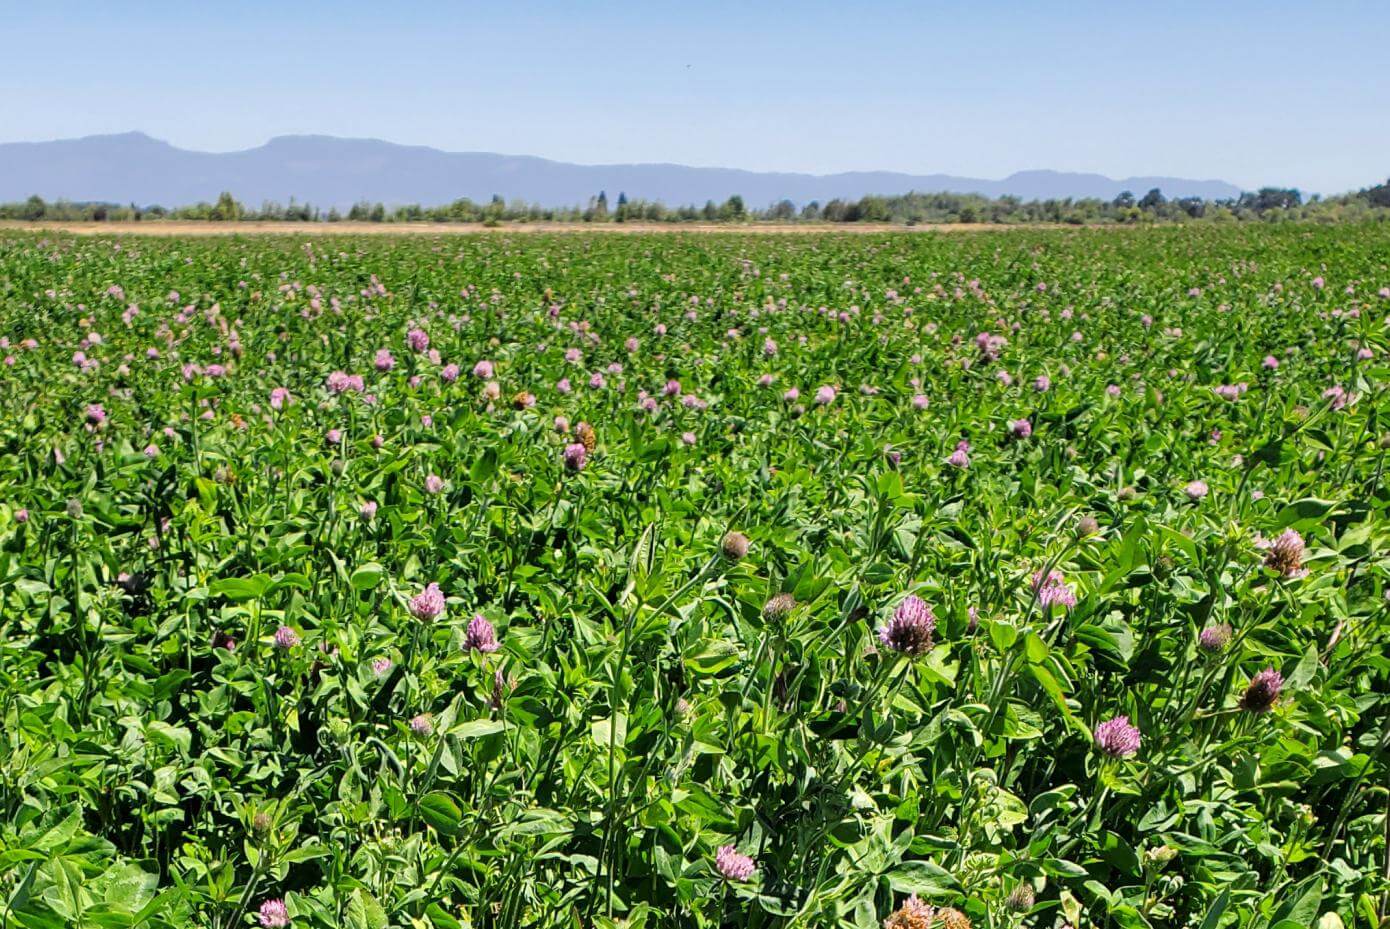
[0, 132, 1245, 209]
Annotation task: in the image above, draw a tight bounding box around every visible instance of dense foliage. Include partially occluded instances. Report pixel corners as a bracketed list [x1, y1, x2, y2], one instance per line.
[0, 225, 1387, 929]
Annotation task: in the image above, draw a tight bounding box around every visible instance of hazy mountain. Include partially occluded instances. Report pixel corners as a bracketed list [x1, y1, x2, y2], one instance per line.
[0, 132, 1244, 209]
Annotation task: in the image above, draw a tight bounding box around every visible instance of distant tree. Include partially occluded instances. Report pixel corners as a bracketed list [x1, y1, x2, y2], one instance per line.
[21, 195, 46, 221]
[801, 200, 821, 221]
[326, 207, 342, 222]
[615, 191, 629, 222]
[821, 199, 848, 222]
[719, 195, 746, 221]
[1174, 196, 1205, 218]
[369, 202, 385, 222]
[1112, 190, 1135, 209]
[1138, 188, 1166, 210]
[701, 200, 718, 221]
[769, 199, 795, 221]
[210, 192, 243, 221]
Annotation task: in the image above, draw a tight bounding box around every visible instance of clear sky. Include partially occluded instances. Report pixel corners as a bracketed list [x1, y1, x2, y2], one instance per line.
[3, 0, 1386, 194]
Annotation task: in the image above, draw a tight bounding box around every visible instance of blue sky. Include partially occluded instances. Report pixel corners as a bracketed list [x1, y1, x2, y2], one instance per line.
[3, 1, 1386, 194]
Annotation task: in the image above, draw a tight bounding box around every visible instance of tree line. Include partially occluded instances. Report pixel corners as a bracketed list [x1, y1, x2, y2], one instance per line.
[3, 180, 1389, 226]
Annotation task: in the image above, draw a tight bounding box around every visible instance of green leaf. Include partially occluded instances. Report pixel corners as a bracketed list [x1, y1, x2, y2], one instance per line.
[886, 859, 959, 895]
[96, 862, 158, 913]
[685, 638, 740, 675]
[470, 448, 498, 483]
[210, 575, 271, 602]
[1275, 498, 1336, 529]
[1197, 890, 1228, 929]
[345, 889, 388, 929]
[417, 791, 464, 835]
[449, 718, 508, 740]
[1271, 877, 1323, 926]
[349, 562, 385, 590]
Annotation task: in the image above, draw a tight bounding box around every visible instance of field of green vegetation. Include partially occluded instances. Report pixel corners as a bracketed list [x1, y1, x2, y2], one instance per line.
[0, 225, 1386, 929]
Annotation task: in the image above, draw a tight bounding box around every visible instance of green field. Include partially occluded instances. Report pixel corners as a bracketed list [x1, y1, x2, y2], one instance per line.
[0, 225, 1386, 928]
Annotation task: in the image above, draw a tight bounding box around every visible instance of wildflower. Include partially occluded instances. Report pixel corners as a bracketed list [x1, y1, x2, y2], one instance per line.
[1005, 885, 1035, 912]
[258, 899, 290, 928]
[465, 614, 501, 653]
[1008, 418, 1032, 439]
[1033, 375, 1051, 392]
[371, 657, 393, 676]
[1094, 715, 1142, 757]
[1032, 569, 1076, 610]
[269, 387, 291, 410]
[562, 442, 587, 471]
[1076, 515, 1100, 538]
[272, 626, 300, 650]
[1323, 385, 1348, 411]
[714, 845, 756, 881]
[14, 508, 29, 523]
[937, 908, 973, 929]
[575, 421, 597, 451]
[325, 428, 342, 446]
[326, 371, 364, 394]
[814, 385, 837, 405]
[374, 348, 395, 371]
[883, 895, 935, 929]
[946, 447, 970, 469]
[1184, 480, 1209, 501]
[877, 595, 936, 657]
[406, 328, 429, 351]
[1198, 623, 1232, 653]
[252, 811, 273, 836]
[66, 498, 84, 519]
[86, 403, 107, 426]
[472, 359, 494, 378]
[1261, 528, 1307, 578]
[410, 583, 446, 621]
[424, 474, 444, 495]
[360, 501, 378, 520]
[1240, 667, 1284, 713]
[409, 713, 434, 735]
[762, 593, 796, 623]
[490, 668, 510, 708]
[721, 531, 750, 562]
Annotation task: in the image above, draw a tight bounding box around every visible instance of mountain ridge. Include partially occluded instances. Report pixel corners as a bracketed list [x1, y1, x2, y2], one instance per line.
[0, 132, 1245, 209]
